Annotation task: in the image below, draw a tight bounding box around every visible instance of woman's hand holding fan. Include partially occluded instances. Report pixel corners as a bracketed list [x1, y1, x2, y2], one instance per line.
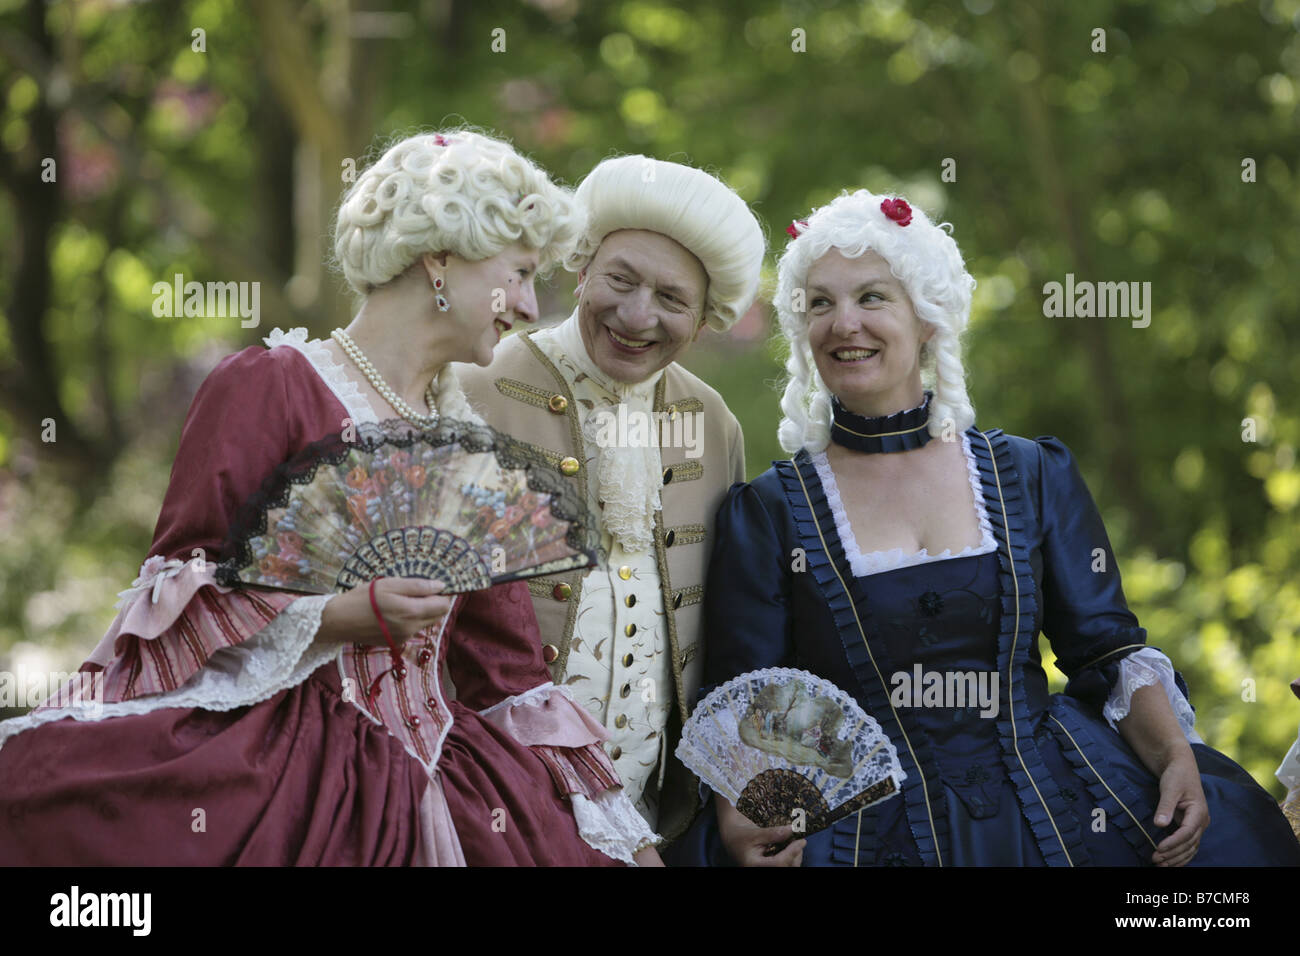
[677, 667, 906, 865]
[315, 576, 452, 649]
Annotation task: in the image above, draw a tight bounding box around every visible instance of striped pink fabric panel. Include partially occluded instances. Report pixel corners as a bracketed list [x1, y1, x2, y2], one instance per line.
[340, 620, 455, 769]
[85, 587, 300, 704]
[532, 743, 622, 800]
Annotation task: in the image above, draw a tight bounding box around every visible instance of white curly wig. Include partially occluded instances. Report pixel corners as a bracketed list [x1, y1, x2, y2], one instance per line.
[333, 128, 581, 296]
[564, 155, 765, 332]
[775, 188, 977, 454]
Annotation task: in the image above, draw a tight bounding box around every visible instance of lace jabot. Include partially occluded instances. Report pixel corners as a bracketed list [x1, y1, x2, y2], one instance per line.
[534, 313, 665, 554]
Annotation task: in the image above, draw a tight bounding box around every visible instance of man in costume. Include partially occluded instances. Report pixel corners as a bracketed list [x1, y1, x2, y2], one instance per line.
[458, 155, 764, 845]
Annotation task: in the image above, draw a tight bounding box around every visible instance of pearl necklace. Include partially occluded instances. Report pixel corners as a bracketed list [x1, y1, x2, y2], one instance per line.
[331, 328, 439, 428]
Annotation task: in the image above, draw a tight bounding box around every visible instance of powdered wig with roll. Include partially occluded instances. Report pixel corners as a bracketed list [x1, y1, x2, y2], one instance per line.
[332, 129, 579, 424]
[775, 189, 977, 454]
[333, 128, 581, 296]
[564, 155, 765, 332]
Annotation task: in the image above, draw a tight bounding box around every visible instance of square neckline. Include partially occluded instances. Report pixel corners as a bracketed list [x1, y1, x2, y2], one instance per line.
[810, 431, 997, 579]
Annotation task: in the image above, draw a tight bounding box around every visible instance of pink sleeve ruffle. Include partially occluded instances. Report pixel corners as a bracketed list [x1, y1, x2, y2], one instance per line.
[477, 683, 621, 800]
[84, 555, 299, 703]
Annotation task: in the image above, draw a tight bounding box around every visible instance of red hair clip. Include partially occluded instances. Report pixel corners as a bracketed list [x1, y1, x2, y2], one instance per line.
[786, 219, 808, 239]
[880, 199, 912, 226]
[433, 134, 452, 147]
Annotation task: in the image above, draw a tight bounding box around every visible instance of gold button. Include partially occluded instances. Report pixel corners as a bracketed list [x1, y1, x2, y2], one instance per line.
[665, 529, 676, 547]
[548, 394, 568, 413]
[614, 714, 627, 729]
[662, 467, 673, 485]
[667, 404, 678, 421]
[620, 683, 631, 699]
[611, 746, 623, 760]
[673, 591, 683, 609]
[624, 594, 636, 608]
[542, 643, 559, 663]
[552, 582, 572, 601]
[625, 623, 637, 637]
[621, 652, 634, 667]
[618, 565, 632, 580]
[559, 456, 580, 476]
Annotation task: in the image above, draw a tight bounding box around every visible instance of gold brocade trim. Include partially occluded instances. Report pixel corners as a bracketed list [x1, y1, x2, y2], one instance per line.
[664, 523, 706, 547]
[654, 502, 690, 727]
[678, 642, 699, 667]
[673, 584, 704, 608]
[526, 578, 554, 599]
[662, 460, 704, 483]
[1047, 714, 1159, 851]
[792, 461, 944, 866]
[519, 331, 587, 505]
[517, 332, 588, 677]
[494, 377, 555, 411]
[1079, 644, 1148, 673]
[667, 397, 704, 415]
[978, 431, 1074, 866]
[515, 441, 563, 472]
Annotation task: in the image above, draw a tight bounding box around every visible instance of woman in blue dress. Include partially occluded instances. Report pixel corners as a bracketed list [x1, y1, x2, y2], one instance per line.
[689, 190, 1300, 867]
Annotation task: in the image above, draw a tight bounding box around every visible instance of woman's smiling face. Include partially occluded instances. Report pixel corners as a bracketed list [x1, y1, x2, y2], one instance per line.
[805, 248, 933, 417]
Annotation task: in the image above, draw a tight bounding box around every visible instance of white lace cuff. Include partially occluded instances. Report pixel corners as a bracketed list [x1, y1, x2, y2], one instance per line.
[1102, 647, 1202, 745]
[0, 595, 338, 751]
[570, 788, 661, 866]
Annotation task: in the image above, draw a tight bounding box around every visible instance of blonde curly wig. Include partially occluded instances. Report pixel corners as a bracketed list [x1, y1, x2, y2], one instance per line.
[333, 128, 581, 296]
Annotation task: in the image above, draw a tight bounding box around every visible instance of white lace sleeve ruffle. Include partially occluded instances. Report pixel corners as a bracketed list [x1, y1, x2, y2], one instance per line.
[0, 595, 338, 750]
[1102, 647, 1202, 745]
[812, 433, 997, 578]
[570, 787, 661, 865]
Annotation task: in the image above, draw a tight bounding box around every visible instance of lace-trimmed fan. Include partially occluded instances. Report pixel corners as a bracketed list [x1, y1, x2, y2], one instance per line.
[677, 668, 905, 834]
[215, 419, 600, 594]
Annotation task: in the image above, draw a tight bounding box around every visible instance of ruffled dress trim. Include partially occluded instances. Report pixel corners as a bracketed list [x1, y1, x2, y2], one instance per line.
[776, 450, 952, 866]
[263, 327, 379, 426]
[966, 428, 1089, 866]
[811, 432, 997, 578]
[84, 555, 302, 701]
[1, 594, 336, 749]
[478, 681, 661, 859]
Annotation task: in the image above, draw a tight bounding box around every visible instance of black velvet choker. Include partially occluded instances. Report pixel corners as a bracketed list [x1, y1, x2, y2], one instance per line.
[830, 392, 933, 454]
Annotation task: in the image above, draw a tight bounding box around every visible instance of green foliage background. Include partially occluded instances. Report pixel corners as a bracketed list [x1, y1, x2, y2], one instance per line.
[1, 0, 1298, 794]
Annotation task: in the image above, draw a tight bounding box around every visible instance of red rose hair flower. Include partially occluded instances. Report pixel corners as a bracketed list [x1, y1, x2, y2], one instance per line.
[880, 198, 912, 226]
[786, 219, 808, 239]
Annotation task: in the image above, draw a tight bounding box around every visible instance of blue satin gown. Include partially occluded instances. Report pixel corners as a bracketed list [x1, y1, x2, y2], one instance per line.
[673, 429, 1300, 867]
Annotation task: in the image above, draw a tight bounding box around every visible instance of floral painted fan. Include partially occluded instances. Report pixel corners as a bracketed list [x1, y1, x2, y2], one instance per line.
[677, 668, 905, 835]
[215, 419, 600, 594]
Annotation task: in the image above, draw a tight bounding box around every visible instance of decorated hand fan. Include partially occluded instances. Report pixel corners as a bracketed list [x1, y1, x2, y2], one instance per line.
[677, 668, 905, 835]
[215, 419, 600, 594]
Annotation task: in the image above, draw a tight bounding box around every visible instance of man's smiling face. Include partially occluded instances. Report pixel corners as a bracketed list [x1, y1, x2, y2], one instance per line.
[575, 229, 709, 384]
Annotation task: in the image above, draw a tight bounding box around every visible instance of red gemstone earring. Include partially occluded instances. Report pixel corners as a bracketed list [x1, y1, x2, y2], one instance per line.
[436, 294, 449, 312]
[433, 277, 444, 290]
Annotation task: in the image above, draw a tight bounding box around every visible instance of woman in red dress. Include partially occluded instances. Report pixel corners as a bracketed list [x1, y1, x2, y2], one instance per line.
[0, 130, 661, 866]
